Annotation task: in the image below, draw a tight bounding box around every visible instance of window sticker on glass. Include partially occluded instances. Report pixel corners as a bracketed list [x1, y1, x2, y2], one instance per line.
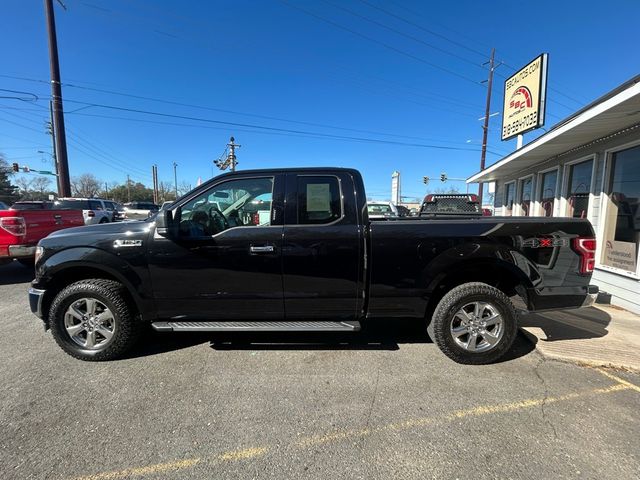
[306, 183, 331, 212]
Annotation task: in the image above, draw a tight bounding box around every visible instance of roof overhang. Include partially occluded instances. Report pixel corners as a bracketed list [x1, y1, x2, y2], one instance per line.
[468, 75, 640, 183]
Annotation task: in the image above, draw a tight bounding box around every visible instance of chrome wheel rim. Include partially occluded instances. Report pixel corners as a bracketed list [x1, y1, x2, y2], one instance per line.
[64, 298, 116, 350]
[450, 301, 504, 353]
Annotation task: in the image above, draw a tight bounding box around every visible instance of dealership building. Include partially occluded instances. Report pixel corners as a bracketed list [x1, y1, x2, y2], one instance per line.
[468, 74, 640, 314]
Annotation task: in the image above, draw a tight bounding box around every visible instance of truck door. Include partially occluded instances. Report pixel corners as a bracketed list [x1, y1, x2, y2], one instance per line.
[147, 174, 285, 320]
[282, 173, 363, 320]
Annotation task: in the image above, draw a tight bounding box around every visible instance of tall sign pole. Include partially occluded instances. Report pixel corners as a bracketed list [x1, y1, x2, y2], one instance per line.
[173, 162, 178, 199]
[44, 0, 71, 197]
[478, 48, 496, 207]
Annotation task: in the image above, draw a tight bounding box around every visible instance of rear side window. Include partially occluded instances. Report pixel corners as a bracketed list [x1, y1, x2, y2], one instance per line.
[58, 200, 90, 210]
[89, 200, 103, 210]
[297, 176, 341, 225]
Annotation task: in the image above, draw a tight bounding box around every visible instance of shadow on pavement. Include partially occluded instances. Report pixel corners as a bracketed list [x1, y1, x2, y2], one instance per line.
[0, 261, 34, 285]
[519, 306, 611, 341]
[124, 318, 535, 363]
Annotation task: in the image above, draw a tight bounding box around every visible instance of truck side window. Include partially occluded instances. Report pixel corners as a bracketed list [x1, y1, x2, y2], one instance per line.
[297, 176, 341, 225]
[178, 177, 274, 237]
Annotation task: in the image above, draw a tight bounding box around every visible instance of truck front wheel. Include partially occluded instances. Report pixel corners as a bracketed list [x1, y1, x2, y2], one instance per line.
[49, 279, 141, 361]
[431, 282, 517, 365]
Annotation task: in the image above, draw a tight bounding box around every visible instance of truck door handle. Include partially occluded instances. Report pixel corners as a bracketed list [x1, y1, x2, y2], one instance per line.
[250, 245, 275, 254]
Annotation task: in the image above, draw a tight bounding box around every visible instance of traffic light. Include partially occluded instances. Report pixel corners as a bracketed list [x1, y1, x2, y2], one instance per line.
[423, 176, 429, 185]
[11, 163, 19, 173]
[440, 172, 447, 182]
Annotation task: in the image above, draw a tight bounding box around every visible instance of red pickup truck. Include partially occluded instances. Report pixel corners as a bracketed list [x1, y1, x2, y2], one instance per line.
[0, 201, 84, 266]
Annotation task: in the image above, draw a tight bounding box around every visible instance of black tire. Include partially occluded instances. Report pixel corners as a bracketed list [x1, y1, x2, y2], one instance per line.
[49, 279, 141, 361]
[17, 258, 35, 268]
[431, 282, 517, 365]
[99, 217, 109, 224]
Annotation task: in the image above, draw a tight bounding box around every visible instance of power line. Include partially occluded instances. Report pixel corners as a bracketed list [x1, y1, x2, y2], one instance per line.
[320, 0, 486, 69]
[381, 0, 492, 59]
[279, 0, 484, 87]
[62, 97, 502, 153]
[0, 73, 485, 143]
[0, 104, 154, 180]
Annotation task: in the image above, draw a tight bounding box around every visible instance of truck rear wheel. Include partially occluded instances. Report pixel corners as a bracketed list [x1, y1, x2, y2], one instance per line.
[49, 279, 141, 361]
[431, 282, 517, 365]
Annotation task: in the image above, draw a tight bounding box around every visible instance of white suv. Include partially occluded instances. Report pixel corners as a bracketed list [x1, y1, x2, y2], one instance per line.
[55, 198, 113, 225]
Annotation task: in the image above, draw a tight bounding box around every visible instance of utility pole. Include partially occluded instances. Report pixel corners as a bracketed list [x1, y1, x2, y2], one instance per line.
[173, 162, 178, 199]
[104, 182, 108, 198]
[48, 100, 58, 172]
[126, 174, 131, 202]
[478, 47, 496, 207]
[151, 164, 158, 204]
[227, 136, 239, 172]
[44, 0, 71, 197]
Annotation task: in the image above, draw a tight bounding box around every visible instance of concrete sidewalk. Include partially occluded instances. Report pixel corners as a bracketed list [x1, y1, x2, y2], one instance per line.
[520, 304, 640, 371]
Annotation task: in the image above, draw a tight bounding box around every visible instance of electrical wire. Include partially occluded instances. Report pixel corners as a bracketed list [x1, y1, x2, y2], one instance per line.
[0, 73, 486, 143]
[319, 0, 486, 69]
[278, 0, 484, 87]
[62, 97, 499, 153]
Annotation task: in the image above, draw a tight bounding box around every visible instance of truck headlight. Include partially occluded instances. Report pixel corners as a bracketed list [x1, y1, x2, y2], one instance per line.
[34, 246, 44, 265]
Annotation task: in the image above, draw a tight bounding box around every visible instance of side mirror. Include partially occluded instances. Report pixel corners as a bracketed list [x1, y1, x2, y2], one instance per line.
[155, 210, 174, 237]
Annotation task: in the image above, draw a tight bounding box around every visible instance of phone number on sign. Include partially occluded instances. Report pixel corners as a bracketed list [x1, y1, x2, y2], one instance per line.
[503, 112, 538, 138]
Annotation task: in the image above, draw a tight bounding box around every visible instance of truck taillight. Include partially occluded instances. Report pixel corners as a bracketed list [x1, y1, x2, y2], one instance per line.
[572, 237, 596, 274]
[88, 210, 95, 218]
[0, 217, 26, 236]
[469, 194, 478, 202]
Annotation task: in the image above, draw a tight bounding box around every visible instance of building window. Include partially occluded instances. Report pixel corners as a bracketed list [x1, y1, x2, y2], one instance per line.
[504, 182, 515, 216]
[566, 159, 593, 218]
[601, 145, 640, 273]
[539, 170, 558, 217]
[518, 177, 533, 216]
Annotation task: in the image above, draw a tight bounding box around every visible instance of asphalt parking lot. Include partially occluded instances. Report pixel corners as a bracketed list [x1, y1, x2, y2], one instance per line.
[1, 260, 639, 480]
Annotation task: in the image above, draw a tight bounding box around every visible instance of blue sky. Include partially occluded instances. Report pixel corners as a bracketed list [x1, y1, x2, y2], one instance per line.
[0, 0, 637, 202]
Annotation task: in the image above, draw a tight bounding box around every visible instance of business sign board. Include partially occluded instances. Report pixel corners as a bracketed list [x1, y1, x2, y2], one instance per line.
[391, 171, 400, 205]
[501, 54, 548, 141]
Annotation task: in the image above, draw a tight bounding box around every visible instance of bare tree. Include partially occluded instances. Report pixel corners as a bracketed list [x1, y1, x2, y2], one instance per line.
[177, 181, 193, 197]
[71, 173, 102, 198]
[31, 176, 52, 195]
[15, 177, 33, 198]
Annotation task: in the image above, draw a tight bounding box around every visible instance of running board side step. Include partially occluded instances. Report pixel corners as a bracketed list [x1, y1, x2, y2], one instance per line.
[151, 320, 361, 332]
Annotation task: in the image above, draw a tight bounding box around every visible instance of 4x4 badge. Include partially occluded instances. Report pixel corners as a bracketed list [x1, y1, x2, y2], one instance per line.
[113, 239, 143, 248]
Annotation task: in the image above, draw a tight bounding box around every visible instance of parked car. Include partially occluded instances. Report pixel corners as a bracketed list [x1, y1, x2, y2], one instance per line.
[419, 194, 482, 217]
[29, 167, 597, 364]
[54, 198, 113, 225]
[101, 200, 127, 222]
[1, 203, 83, 267]
[123, 201, 159, 220]
[367, 201, 399, 219]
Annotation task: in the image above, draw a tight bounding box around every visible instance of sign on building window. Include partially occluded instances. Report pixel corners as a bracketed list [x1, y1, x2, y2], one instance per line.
[501, 54, 548, 141]
[604, 240, 638, 272]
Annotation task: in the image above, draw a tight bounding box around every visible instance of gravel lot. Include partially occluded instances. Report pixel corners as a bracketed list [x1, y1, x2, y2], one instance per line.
[1, 260, 639, 480]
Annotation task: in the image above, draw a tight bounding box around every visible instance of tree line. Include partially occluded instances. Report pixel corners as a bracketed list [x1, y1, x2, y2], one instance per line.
[0, 156, 193, 205]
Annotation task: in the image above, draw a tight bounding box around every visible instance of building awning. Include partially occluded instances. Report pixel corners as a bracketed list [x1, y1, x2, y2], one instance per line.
[467, 74, 640, 183]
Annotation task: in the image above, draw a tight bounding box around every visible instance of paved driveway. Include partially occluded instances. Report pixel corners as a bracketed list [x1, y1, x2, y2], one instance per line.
[1, 261, 638, 480]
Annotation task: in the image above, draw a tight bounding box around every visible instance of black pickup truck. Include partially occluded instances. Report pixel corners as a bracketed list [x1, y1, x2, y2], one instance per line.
[29, 168, 598, 364]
